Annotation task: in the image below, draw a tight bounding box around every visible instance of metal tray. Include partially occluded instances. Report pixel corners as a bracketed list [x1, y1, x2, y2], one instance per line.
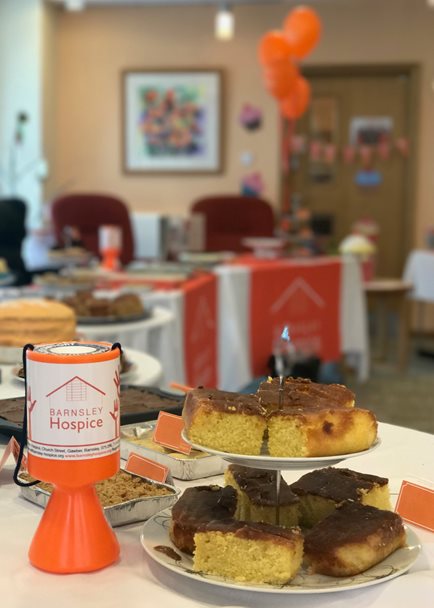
[118, 385, 184, 426]
[121, 422, 226, 481]
[17, 470, 180, 527]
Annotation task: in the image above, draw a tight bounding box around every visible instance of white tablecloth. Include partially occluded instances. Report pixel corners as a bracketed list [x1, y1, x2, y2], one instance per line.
[0, 422, 432, 607]
[78, 307, 176, 386]
[0, 348, 163, 402]
[403, 250, 434, 302]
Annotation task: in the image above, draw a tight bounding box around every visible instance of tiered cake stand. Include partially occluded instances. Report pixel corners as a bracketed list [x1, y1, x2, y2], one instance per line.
[140, 432, 420, 594]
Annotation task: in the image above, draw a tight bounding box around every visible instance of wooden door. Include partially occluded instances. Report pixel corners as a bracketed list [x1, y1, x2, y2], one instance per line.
[286, 67, 416, 277]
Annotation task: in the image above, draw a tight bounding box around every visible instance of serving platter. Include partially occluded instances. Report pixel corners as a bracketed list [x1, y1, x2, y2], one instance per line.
[76, 309, 152, 325]
[140, 509, 421, 594]
[181, 430, 381, 470]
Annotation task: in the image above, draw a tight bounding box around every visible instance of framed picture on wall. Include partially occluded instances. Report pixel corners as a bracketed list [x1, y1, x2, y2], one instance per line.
[122, 68, 223, 174]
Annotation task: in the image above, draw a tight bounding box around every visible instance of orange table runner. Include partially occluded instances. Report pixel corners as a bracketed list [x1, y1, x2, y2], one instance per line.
[181, 273, 217, 388]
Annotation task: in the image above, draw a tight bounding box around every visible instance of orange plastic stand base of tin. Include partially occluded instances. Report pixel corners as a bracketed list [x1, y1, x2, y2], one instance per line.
[28, 484, 119, 573]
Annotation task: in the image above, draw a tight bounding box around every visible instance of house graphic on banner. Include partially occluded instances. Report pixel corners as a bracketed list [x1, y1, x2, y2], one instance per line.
[269, 277, 327, 355]
[271, 277, 325, 317]
[46, 377, 105, 407]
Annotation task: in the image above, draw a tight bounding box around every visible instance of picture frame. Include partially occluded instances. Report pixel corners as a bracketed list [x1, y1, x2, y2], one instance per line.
[122, 68, 223, 174]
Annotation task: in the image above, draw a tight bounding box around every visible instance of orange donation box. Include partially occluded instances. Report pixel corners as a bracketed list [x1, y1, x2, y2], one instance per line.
[25, 341, 121, 573]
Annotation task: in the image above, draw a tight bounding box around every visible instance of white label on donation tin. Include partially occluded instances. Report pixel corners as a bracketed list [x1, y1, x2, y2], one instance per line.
[26, 345, 121, 460]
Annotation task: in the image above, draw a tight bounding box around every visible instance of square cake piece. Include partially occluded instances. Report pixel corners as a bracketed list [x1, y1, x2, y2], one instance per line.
[193, 520, 303, 584]
[290, 467, 391, 527]
[182, 388, 266, 455]
[304, 502, 406, 576]
[267, 406, 377, 457]
[257, 377, 356, 412]
[224, 464, 299, 527]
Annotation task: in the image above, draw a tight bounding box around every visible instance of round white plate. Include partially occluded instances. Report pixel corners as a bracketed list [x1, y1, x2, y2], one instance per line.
[140, 509, 421, 594]
[181, 430, 381, 470]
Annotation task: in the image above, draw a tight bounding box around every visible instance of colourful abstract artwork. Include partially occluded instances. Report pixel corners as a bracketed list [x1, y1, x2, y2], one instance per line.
[123, 70, 222, 173]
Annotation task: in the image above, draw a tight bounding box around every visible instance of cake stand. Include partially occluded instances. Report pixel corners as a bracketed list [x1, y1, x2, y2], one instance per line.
[181, 430, 381, 523]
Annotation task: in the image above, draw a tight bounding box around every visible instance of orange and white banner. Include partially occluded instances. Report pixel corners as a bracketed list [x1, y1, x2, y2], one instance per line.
[182, 273, 217, 388]
[234, 257, 342, 377]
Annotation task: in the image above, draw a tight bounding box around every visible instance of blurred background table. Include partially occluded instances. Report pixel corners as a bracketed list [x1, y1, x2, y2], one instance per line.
[76, 307, 174, 386]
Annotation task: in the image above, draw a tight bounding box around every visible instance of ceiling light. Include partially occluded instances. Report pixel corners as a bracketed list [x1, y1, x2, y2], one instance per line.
[64, 0, 85, 11]
[215, 5, 234, 41]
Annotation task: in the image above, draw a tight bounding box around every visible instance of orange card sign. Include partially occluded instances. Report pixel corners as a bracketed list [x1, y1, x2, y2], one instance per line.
[395, 480, 434, 532]
[153, 412, 192, 455]
[0, 436, 27, 473]
[124, 453, 170, 484]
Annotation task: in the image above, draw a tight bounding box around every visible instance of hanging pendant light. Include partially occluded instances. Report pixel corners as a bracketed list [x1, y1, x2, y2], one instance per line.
[215, 4, 234, 41]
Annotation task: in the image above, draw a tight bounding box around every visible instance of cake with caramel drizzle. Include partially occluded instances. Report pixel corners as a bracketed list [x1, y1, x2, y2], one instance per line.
[182, 378, 377, 458]
[182, 388, 266, 455]
[304, 502, 406, 576]
[290, 467, 392, 527]
[224, 464, 299, 527]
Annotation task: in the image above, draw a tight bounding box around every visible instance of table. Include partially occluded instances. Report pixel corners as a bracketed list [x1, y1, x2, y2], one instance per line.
[0, 422, 432, 607]
[140, 256, 369, 391]
[403, 250, 434, 303]
[77, 307, 175, 386]
[0, 348, 163, 401]
[364, 279, 413, 371]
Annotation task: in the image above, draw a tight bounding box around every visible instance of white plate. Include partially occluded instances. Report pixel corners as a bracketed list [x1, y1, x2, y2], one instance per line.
[178, 251, 234, 265]
[181, 430, 381, 470]
[140, 509, 421, 594]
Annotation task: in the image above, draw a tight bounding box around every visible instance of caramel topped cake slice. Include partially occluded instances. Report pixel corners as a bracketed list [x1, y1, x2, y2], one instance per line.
[266, 405, 377, 458]
[225, 464, 299, 527]
[290, 467, 391, 527]
[169, 485, 237, 554]
[182, 388, 266, 455]
[193, 519, 303, 584]
[304, 502, 406, 576]
[257, 377, 355, 413]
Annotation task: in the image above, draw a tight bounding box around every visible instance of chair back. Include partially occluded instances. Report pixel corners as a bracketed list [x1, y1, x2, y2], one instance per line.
[191, 195, 274, 252]
[51, 193, 134, 264]
[0, 197, 27, 273]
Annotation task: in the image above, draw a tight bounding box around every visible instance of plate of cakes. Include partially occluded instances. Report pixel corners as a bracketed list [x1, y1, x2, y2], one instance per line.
[140, 465, 421, 594]
[181, 379, 380, 469]
[63, 291, 152, 325]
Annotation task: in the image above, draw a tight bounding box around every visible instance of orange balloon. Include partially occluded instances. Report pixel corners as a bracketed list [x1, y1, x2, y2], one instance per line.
[258, 30, 292, 65]
[263, 61, 298, 99]
[280, 76, 311, 120]
[283, 7, 321, 59]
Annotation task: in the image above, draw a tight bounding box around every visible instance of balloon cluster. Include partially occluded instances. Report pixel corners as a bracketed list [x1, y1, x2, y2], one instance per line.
[258, 7, 321, 120]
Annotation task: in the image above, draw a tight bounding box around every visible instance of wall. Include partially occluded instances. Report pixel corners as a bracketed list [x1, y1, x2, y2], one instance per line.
[49, 0, 434, 246]
[0, 0, 46, 228]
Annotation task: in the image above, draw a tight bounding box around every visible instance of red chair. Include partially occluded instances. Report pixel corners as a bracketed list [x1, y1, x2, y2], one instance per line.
[51, 193, 134, 265]
[191, 195, 275, 252]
